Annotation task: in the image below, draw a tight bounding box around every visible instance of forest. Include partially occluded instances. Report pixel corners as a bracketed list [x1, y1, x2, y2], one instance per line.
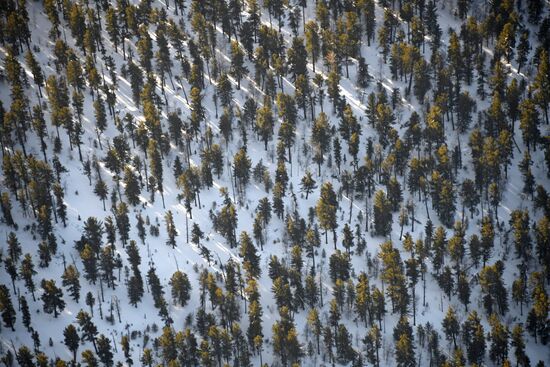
[0, 0, 549, 365]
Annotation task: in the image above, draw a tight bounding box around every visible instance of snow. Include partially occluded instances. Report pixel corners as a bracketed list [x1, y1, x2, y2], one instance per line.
[0, 0, 549, 365]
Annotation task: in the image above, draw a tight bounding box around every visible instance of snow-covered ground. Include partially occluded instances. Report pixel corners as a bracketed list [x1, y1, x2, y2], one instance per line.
[1, 0, 549, 365]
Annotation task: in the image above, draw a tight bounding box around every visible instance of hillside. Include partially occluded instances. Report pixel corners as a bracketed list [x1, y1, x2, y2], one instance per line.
[0, 0, 549, 366]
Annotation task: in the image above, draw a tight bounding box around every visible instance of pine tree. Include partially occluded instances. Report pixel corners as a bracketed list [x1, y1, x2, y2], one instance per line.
[327, 69, 341, 111]
[462, 310, 486, 364]
[81, 349, 99, 367]
[395, 333, 415, 367]
[230, 41, 247, 90]
[0, 284, 16, 331]
[300, 171, 317, 199]
[127, 270, 144, 307]
[19, 253, 36, 301]
[509, 209, 532, 262]
[169, 270, 192, 307]
[53, 182, 67, 226]
[25, 51, 45, 97]
[115, 202, 130, 245]
[96, 334, 114, 367]
[311, 112, 331, 174]
[100, 244, 117, 289]
[511, 324, 530, 367]
[535, 215, 550, 278]
[479, 261, 508, 316]
[526, 272, 549, 343]
[40, 279, 65, 317]
[136, 25, 153, 72]
[357, 57, 371, 89]
[373, 190, 392, 237]
[519, 98, 541, 152]
[305, 21, 320, 72]
[457, 271, 471, 311]
[4, 258, 18, 295]
[488, 314, 510, 365]
[413, 58, 431, 103]
[165, 210, 178, 248]
[20, 295, 31, 331]
[256, 100, 274, 150]
[81, 243, 98, 284]
[189, 86, 205, 136]
[233, 147, 252, 197]
[364, 325, 382, 367]
[62, 265, 81, 302]
[64, 324, 80, 363]
[480, 216, 494, 267]
[123, 166, 141, 206]
[93, 96, 107, 149]
[5, 232, 21, 263]
[379, 241, 408, 314]
[94, 179, 109, 211]
[272, 306, 303, 366]
[516, 30, 530, 74]
[442, 306, 460, 349]
[148, 139, 165, 207]
[216, 73, 233, 109]
[16, 346, 34, 367]
[533, 50, 550, 124]
[248, 299, 264, 359]
[316, 182, 339, 247]
[239, 231, 261, 279]
[155, 28, 173, 88]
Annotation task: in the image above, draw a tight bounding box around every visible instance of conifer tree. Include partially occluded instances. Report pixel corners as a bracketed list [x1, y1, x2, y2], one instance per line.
[233, 148, 252, 197]
[96, 334, 114, 367]
[256, 99, 275, 150]
[81, 243, 98, 284]
[165, 210, 178, 248]
[300, 171, 317, 199]
[19, 253, 36, 301]
[40, 279, 65, 317]
[64, 324, 80, 363]
[4, 258, 17, 295]
[533, 50, 550, 124]
[272, 306, 303, 366]
[488, 314, 510, 365]
[479, 261, 508, 316]
[0, 284, 16, 331]
[442, 306, 460, 349]
[516, 30, 530, 74]
[316, 182, 339, 247]
[128, 269, 144, 307]
[94, 179, 109, 211]
[373, 190, 392, 237]
[395, 333, 415, 367]
[123, 166, 141, 206]
[311, 112, 331, 175]
[230, 41, 247, 90]
[519, 98, 541, 152]
[364, 325, 382, 367]
[379, 241, 408, 314]
[169, 271, 192, 307]
[25, 51, 44, 98]
[148, 139, 165, 207]
[0, 193, 15, 228]
[239, 231, 261, 279]
[20, 295, 31, 331]
[511, 324, 530, 367]
[413, 58, 431, 103]
[115, 202, 130, 246]
[62, 265, 81, 302]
